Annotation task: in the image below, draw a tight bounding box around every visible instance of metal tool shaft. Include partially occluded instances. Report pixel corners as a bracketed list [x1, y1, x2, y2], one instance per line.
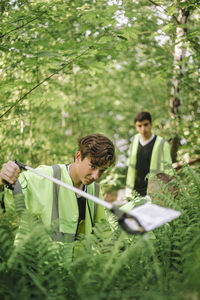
[24, 165, 113, 210]
[14, 161, 144, 234]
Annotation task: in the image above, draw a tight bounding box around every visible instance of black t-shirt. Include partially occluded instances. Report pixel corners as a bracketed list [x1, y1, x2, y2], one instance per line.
[76, 195, 86, 222]
[134, 136, 157, 196]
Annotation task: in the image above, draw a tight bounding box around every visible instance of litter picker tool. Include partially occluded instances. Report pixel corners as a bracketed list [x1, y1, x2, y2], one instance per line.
[6, 161, 181, 234]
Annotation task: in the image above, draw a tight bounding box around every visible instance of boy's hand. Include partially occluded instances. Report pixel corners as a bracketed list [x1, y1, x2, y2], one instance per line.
[0, 161, 20, 187]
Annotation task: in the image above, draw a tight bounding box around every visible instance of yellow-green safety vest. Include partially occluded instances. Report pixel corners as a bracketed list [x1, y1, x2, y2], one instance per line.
[126, 134, 172, 198]
[4, 164, 105, 241]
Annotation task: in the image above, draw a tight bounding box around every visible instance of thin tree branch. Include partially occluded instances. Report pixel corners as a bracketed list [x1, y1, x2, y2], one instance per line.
[173, 156, 200, 170]
[0, 27, 114, 121]
[0, 16, 42, 39]
[147, 0, 180, 24]
[148, 0, 160, 6]
[0, 46, 92, 121]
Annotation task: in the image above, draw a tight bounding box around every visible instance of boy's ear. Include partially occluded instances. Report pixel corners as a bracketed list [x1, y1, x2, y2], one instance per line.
[75, 151, 82, 162]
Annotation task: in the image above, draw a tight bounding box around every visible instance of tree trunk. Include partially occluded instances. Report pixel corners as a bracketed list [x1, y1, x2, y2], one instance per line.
[170, 5, 189, 162]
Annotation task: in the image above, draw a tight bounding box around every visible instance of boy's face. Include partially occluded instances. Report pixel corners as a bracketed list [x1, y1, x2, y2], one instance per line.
[75, 152, 108, 185]
[135, 119, 152, 140]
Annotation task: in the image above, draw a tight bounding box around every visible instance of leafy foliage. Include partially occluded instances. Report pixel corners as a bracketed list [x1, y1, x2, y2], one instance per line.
[0, 3, 200, 296]
[0, 0, 199, 169]
[0, 166, 200, 299]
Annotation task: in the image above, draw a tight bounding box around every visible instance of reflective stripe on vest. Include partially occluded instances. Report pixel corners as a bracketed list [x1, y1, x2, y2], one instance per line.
[13, 179, 23, 196]
[51, 164, 66, 241]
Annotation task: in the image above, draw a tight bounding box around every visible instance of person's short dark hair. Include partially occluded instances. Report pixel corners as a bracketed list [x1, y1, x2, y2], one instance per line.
[78, 134, 115, 167]
[134, 111, 152, 123]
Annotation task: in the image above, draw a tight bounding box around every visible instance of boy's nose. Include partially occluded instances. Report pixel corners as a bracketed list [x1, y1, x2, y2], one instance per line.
[92, 169, 100, 180]
[142, 125, 148, 131]
[140, 126, 145, 132]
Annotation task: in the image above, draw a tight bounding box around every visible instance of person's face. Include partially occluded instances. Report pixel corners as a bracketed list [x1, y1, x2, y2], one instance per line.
[75, 152, 108, 185]
[135, 120, 152, 139]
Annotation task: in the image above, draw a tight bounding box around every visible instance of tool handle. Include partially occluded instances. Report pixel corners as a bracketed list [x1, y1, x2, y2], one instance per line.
[14, 160, 27, 170]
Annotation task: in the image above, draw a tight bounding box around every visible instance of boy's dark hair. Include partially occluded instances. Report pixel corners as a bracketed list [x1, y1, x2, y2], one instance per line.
[78, 134, 115, 167]
[134, 111, 152, 123]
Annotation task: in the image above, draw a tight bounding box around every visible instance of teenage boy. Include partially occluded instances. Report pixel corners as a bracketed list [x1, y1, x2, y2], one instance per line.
[0, 134, 115, 249]
[125, 111, 172, 198]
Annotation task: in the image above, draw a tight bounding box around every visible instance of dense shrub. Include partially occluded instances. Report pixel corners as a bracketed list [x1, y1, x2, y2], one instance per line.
[0, 165, 200, 299]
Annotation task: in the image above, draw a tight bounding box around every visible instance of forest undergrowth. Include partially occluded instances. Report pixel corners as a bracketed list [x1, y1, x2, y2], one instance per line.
[0, 165, 200, 300]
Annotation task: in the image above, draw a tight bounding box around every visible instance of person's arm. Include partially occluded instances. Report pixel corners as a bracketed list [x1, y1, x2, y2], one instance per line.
[0, 161, 20, 187]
